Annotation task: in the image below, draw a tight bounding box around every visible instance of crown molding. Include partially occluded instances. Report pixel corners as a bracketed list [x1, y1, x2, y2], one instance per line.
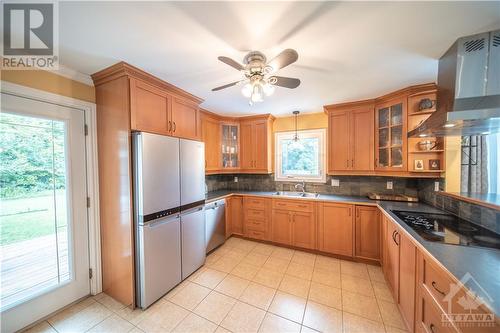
[50, 64, 94, 86]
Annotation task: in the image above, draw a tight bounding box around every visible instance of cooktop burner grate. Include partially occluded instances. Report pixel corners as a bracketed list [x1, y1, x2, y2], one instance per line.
[391, 210, 500, 250]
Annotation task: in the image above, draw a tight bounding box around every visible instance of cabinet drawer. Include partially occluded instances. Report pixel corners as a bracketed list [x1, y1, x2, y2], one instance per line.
[418, 288, 457, 333]
[246, 229, 266, 240]
[245, 219, 267, 232]
[420, 253, 498, 332]
[273, 199, 313, 212]
[244, 197, 267, 210]
[244, 208, 267, 221]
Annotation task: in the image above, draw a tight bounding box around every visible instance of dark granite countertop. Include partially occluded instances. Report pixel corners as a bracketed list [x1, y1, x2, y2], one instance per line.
[206, 190, 500, 316]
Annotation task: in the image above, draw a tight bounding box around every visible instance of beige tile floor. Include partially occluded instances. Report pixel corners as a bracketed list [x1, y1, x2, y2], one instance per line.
[25, 237, 409, 333]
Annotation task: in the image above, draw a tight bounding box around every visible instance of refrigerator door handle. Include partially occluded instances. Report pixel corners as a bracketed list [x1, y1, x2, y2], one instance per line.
[181, 205, 204, 216]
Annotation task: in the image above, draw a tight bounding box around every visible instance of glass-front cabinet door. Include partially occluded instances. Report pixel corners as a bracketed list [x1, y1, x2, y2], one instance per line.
[375, 98, 407, 170]
[221, 123, 239, 170]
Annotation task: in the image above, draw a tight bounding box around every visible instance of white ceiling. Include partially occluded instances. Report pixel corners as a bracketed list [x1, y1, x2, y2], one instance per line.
[58, 1, 500, 116]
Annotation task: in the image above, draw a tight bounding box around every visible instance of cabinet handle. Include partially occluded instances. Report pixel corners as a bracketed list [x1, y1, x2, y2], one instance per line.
[392, 230, 397, 244]
[173, 122, 177, 132]
[430, 323, 436, 333]
[351, 159, 354, 168]
[346, 160, 349, 168]
[431, 281, 446, 296]
[168, 121, 172, 132]
[375, 158, 378, 167]
[394, 231, 400, 246]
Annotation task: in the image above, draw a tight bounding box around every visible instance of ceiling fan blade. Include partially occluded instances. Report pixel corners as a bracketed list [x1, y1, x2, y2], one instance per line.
[212, 81, 241, 91]
[217, 56, 245, 71]
[267, 49, 298, 72]
[271, 76, 301, 89]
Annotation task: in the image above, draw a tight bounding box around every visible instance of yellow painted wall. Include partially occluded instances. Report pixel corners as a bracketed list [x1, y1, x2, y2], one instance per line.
[273, 112, 328, 132]
[445, 136, 461, 192]
[1, 69, 95, 103]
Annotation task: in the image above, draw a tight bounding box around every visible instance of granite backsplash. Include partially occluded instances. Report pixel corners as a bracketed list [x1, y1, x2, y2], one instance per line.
[206, 174, 420, 197]
[206, 174, 500, 234]
[418, 179, 500, 234]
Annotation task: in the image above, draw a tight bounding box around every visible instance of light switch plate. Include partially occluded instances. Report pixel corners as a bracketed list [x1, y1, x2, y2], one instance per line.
[234, 177, 238, 183]
[434, 181, 440, 191]
[386, 181, 393, 190]
[331, 179, 340, 187]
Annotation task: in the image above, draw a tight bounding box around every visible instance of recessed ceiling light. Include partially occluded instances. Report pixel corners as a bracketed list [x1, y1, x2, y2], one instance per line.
[419, 134, 427, 137]
[481, 131, 490, 135]
[443, 123, 456, 128]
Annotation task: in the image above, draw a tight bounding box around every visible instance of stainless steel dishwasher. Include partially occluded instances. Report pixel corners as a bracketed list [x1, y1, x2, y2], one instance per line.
[205, 199, 226, 253]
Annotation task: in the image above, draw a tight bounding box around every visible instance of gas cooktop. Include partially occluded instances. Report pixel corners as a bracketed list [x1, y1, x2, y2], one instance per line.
[392, 210, 500, 250]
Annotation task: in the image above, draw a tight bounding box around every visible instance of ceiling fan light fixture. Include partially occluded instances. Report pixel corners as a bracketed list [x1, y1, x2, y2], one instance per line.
[241, 82, 252, 97]
[263, 82, 275, 96]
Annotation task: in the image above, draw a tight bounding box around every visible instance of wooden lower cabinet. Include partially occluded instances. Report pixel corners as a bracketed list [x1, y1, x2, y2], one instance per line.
[291, 211, 316, 249]
[228, 196, 243, 235]
[243, 197, 270, 240]
[354, 206, 380, 260]
[416, 252, 499, 333]
[384, 217, 400, 299]
[383, 214, 417, 332]
[399, 228, 417, 332]
[271, 209, 292, 245]
[318, 203, 354, 257]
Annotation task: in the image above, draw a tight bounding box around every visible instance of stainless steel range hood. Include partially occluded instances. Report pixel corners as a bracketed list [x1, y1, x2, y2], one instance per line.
[409, 30, 500, 137]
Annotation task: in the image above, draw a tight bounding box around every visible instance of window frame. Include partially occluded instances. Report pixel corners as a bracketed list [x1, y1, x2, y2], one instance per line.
[274, 128, 327, 183]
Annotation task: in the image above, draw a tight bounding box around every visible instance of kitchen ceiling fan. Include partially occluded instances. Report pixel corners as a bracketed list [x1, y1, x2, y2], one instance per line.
[212, 49, 301, 105]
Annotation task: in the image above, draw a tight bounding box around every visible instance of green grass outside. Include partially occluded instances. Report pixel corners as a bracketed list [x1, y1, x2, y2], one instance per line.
[0, 191, 67, 245]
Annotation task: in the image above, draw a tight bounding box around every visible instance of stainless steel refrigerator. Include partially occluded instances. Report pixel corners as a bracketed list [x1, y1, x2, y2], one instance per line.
[132, 132, 206, 309]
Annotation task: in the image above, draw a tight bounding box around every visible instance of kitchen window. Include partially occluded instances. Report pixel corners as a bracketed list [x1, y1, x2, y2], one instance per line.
[275, 129, 326, 183]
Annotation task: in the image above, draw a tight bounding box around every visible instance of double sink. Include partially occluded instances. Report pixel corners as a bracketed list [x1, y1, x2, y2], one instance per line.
[272, 191, 319, 198]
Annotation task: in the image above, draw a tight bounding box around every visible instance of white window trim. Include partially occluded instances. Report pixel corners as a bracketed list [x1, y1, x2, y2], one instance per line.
[275, 128, 327, 183]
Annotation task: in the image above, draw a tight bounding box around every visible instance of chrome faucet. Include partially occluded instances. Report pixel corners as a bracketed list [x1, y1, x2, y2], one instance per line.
[294, 180, 306, 194]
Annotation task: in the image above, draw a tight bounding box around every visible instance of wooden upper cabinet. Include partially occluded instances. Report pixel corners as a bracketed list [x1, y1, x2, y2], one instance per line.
[328, 110, 350, 171]
[201, 112, 220, 172]
[130, 78, 170, 135]
[318, 203, 354, 257]
[220, 123, 240, 170]
[171, 98, 200, 140]
[253, 120, 269, 171]
[354, 206, 380, 261]
[326, 103, 374, 173]
[351, 108, 374, 171]
[239, 115, 273, 173]
[375, 97, 407, 171]
[240, 121, 254, 170]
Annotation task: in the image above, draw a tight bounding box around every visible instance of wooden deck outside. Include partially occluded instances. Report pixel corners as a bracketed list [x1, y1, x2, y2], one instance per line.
[1, 233, 69, 309]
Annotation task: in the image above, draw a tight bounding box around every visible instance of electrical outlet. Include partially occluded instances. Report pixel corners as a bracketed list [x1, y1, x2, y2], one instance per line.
[331, 179, 340, 187]
[234, 177, 238, 183]
[434, 181, 440, 192]
[386, 181, 393, 190]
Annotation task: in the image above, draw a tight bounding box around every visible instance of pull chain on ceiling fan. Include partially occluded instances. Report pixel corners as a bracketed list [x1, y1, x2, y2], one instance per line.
[212, 49, 301, 105]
